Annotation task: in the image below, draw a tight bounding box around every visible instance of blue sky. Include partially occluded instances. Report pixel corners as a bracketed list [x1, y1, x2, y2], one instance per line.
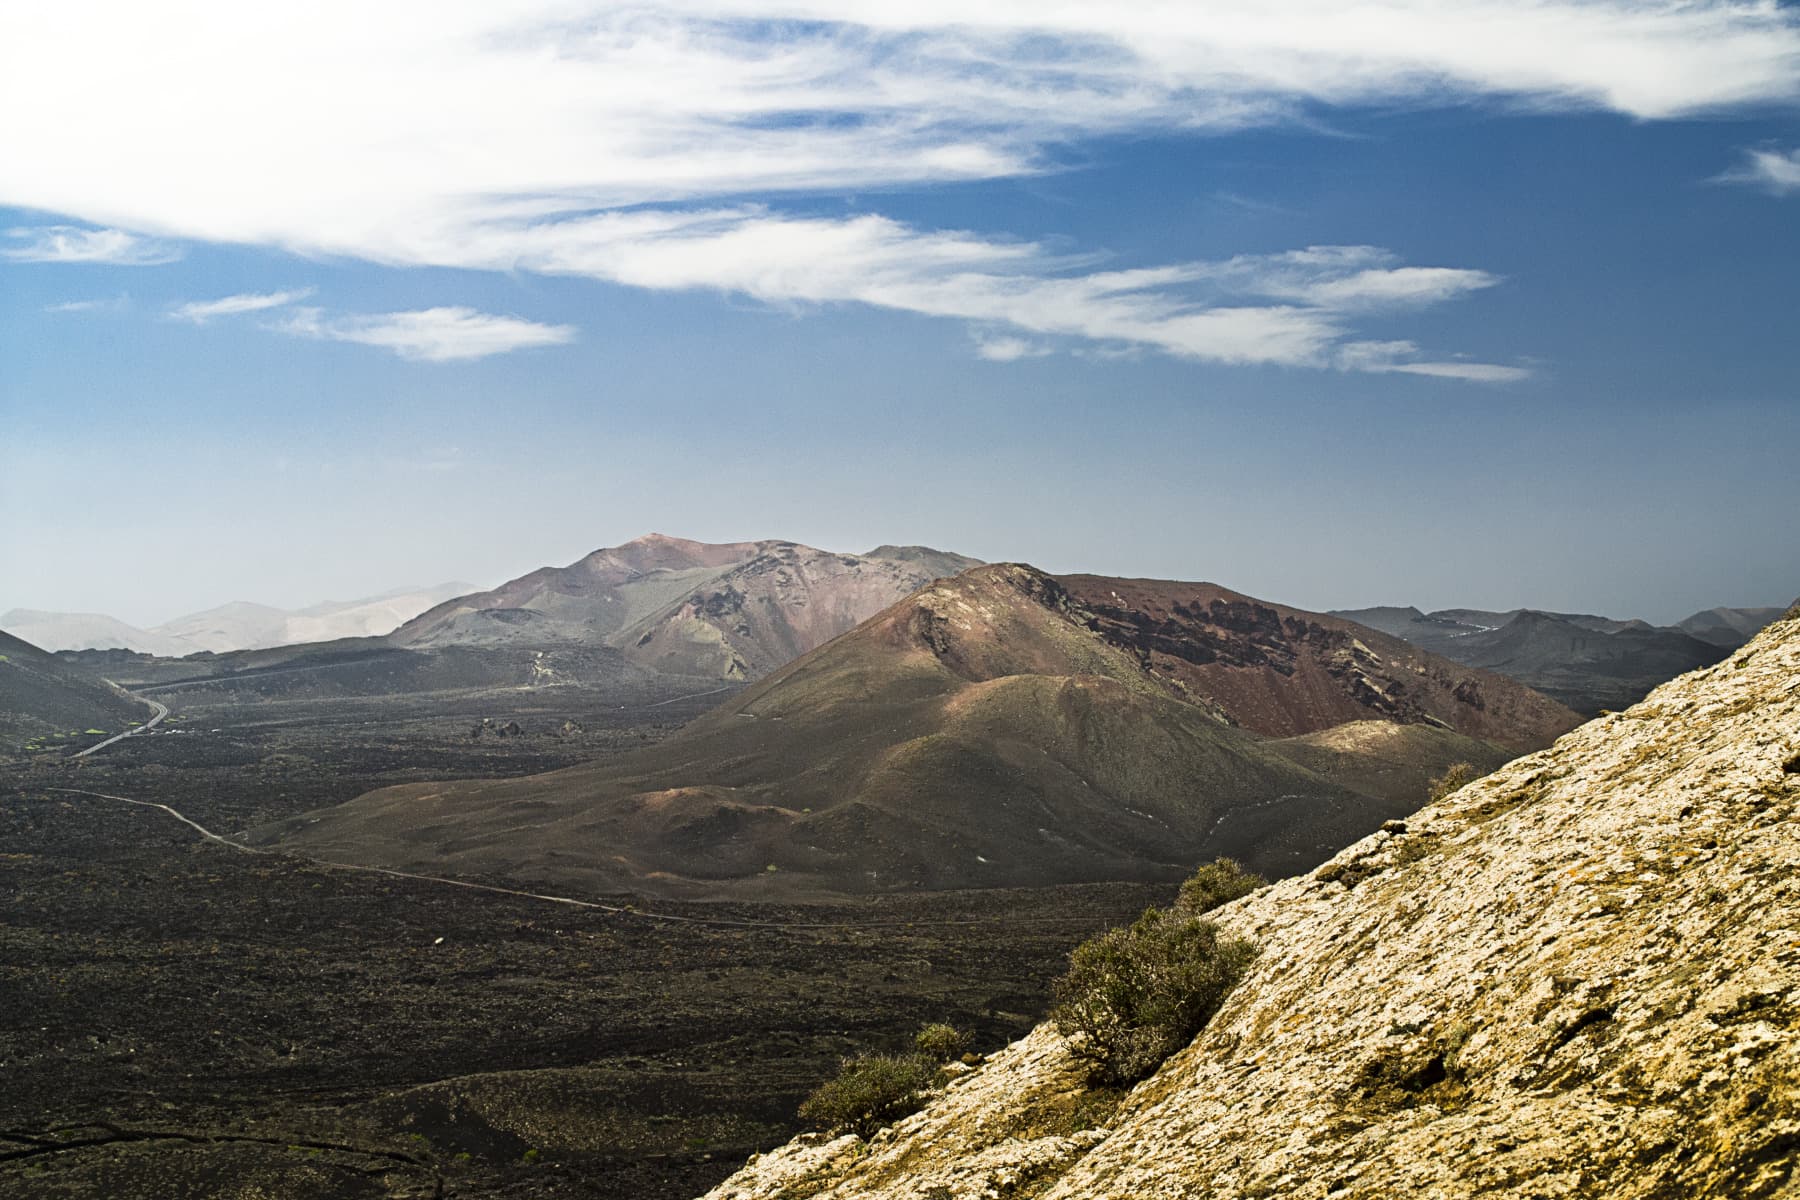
[3, 2, 1798, 627]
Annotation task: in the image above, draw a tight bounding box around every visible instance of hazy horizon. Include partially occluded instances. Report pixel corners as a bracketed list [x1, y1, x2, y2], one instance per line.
[2, 525, 1792, 634]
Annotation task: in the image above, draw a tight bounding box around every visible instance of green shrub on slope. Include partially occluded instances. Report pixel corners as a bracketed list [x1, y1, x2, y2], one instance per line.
[913, 1022, 971, 1062]
[799, 1053, 938, 1135]
[1052, 906, 1257, 1085]
[1175, 857, 1266, 915]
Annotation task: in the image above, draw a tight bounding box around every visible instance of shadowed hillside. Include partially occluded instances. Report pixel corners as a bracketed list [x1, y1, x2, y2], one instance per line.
[1678, 603, 1793, 648]
[1335, 603, 1738, 713]
[257, 565, 1577, 896]
[100, 638, 662, 706]
[1443, 609, 1729, 713]
[0, 630, 152, 747]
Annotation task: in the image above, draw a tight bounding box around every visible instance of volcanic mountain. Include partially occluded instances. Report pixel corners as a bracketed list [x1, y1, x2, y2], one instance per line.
[1335, 604, 1734, 714]
[0, 630, 152, 747]
[703, 603, 1800, 1200]
[78, 538, 979, 705]
[258, 565, 1577, 896]
[392, 534, 982, 681]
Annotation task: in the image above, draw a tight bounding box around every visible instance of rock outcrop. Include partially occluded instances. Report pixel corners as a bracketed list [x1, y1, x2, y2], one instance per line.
[701, 607, 1800, 1199]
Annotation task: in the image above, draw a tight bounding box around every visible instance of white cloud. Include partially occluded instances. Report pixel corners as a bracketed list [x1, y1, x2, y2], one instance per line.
[1719, 146, 1800, 193]
[44, 296, 128, 313]
[451, 210, 1520, 374]
[4, 1, 1792, 256]
[1337, 339, 1529, 383]
[274, 306, 576, 362]
[1, 225, 179, 265]
[169, 288, 313, 323]
[1384, 361, 1534, 383]
[973, 334, 1051, 362]
[6, 2, 1774, 374]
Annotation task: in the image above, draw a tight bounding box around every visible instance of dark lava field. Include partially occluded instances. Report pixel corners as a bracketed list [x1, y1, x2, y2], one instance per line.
[0, 686, 1161, 1199]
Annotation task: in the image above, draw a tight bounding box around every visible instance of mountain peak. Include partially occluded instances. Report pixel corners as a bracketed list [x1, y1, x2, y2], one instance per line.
[392, 537, 986, 678]
[620, 531, 769, 551]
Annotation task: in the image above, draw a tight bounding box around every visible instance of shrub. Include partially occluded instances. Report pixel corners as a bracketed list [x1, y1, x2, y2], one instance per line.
[798, 1053, 938, 1135]
[913, 1022, 970, 1062]
[1175, 857, 1265, 915]
[1051, 906, 1257, 1085]
[1427, 762, 1478, 804]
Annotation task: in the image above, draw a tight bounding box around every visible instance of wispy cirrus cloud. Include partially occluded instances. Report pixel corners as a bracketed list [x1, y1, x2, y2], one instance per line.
[273, 306, 576, 362]
[169, 288, 313, 323]
[44, 295, 129, 314]
[2, 225, 179, 265]
[1336, 340, 1530, 383]
[4, 2, 1793, 376]
[444, 208, 1523, 376]
[1718, 146, 1800, 194]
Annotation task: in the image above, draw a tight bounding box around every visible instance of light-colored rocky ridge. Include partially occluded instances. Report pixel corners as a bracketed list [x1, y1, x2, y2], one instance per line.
[702, 607, 1800, 1200]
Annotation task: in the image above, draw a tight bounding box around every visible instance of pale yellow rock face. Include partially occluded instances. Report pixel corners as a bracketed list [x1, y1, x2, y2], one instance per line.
[702, 612, 1800, 1200]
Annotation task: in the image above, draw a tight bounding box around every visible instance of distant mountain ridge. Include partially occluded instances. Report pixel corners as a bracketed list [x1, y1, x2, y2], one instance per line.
[1677, 604, 1793, 648]
[0, 609, 197, 657]
[2, 583, 477, 656]
[257, 564, 1577, 896]
[391, 533, 984, 680]
[1331, 601, 1792, 714]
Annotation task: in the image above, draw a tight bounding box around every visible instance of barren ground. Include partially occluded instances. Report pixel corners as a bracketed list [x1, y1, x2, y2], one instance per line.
[0, 687, 1160, 1199]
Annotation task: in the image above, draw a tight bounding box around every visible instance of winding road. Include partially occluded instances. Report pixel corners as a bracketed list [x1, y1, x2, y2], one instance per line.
[72, 697, 170, 758]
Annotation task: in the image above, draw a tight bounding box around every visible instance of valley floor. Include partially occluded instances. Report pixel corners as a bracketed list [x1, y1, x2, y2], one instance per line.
[0, 689, 1160, 1199]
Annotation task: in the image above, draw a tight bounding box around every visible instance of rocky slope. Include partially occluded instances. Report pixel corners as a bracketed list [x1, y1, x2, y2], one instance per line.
[1068, 577, 1574, 751]
[392, 534, 982, 680]
[256, 565, 1575, 896]
[701, 604, 1800, 1200]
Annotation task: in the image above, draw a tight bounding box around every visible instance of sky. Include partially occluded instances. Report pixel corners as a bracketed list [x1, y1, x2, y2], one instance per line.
[3, 1, 1798, 628]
